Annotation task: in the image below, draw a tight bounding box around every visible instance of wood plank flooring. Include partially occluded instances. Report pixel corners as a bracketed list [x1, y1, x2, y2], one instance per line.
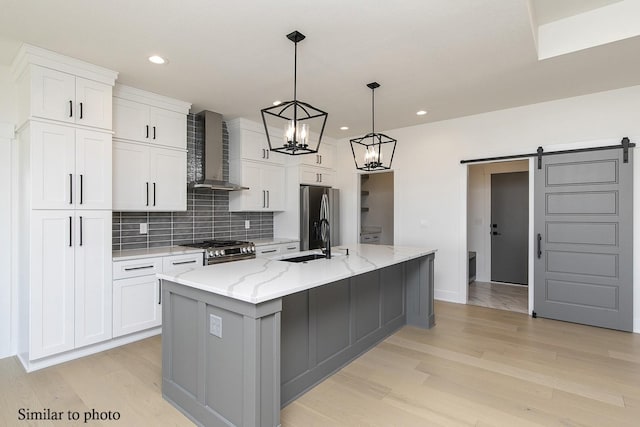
[468, 281, 528, 313]
[2, 301, 640, 426]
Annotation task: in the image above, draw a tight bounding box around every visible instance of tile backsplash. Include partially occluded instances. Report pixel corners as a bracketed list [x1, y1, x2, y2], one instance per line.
[112, 114, 274, 251]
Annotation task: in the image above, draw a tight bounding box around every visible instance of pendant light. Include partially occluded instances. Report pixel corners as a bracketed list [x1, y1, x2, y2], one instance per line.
[350, 82, 397, 171]
[261, 30, 328, 155]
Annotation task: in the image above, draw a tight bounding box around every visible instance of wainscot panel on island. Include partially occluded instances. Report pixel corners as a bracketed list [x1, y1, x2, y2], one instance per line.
[157, 244, 436, 427]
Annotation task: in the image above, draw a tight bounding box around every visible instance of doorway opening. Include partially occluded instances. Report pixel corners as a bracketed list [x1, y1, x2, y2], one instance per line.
[360, 172, 393, 245]
[466, 160, 529, 313]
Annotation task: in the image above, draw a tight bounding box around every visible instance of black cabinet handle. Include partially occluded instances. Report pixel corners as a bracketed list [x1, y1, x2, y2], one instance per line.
[537, 233, 542, 259]
[69, 100, 73, 117]
[69, 216, 72, 247]
[153, 126, 156, 140]
[79, 174, 83, 204]
[79, 102, 83, 119]
[146, 182, 149, 206]
[261, 249, 277, 254]
[172, 260, 197, 265]
[153, 182, 156, 206]
[69, 174, 73, 204]
[146, 125, 149, 138]
[266, 190, 270, 208]
[79, 216, 83, 246]
[124, 265, 154, 271]
[158, 281, 162, 305]
[266, 150, 269, 159]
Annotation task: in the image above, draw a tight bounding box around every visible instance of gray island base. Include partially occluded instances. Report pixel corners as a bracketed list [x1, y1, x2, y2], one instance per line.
[160, 246, 435, 427]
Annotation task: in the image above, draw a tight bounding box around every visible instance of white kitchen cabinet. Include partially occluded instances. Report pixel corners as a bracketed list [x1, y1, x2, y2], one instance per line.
[298, 143, 335, 169]
[113, 141, 187, 211]
[29, 121, 112, 210]
[113, 275, 162, 338]
[28, 66, 112, 129]
[228, 122, 285, 166]
[255, 241, 300, 257]
[29, 210, 112, 359]
[229, 161, 285, 211]
[112, 252, 203, 338]
[113, 85, 190, 150]
[299, 165, 334, 187]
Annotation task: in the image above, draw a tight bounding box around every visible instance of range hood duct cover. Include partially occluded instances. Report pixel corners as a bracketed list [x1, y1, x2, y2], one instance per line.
[190, 110, 248, 191]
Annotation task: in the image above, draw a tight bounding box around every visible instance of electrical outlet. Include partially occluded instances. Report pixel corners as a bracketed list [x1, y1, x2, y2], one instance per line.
[140, 223, 148, 234]
[209, 314, 222, 338]
[245, 220, 250, 229]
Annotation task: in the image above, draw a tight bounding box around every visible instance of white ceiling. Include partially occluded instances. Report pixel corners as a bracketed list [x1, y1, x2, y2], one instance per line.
[1, 0, 640, 138]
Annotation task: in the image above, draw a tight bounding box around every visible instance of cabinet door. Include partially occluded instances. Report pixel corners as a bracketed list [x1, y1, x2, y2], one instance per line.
[317, 144, 335, 169]
[149, 147, 187, 211]
[299, 166, 333, 187]
[262, 164, 285, 211]
[75, 130, 112, 210]
[30, 121, 76, 209]
[113, 141, 150, 210]
[240, 129, 285, 165]
[113, 97, 150, 143]
[30, 210, 75, 359]
[75, 77, 112, 129]
[30, 66, 75, 124]
[229, 162, 263, 211]
[149, 106, 187, 150]
[113, 275, 162, 338]
[75, 211, 112, 348]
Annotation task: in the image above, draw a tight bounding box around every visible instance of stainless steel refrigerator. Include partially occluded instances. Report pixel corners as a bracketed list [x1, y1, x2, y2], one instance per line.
[300, 186, 340, 251]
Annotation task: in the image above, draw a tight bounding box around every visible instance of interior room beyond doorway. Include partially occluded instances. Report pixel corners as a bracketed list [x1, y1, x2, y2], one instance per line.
[467, 160, 529, 313]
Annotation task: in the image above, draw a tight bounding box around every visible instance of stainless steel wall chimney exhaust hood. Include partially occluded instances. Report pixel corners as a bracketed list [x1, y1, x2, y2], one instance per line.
[189, 110, 248, 191]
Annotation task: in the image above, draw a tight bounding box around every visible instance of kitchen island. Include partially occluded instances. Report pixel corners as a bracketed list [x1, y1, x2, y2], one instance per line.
[158, 244, 436, 427]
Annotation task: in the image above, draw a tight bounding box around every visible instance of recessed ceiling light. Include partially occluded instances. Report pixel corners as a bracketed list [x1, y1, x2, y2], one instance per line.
[340, 126, 349, 130]
[148, 55, 167, 65]
[416, 110, 428, 116]
[272, 100, 282, 106]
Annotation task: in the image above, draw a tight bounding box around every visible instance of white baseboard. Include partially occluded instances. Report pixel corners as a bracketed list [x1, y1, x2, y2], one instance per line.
[18, 327, 161, 372]
[434, 289, 462, 303]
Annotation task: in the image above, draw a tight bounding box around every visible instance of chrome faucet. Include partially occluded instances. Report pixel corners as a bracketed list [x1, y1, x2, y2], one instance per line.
[319, 218, 331, 259]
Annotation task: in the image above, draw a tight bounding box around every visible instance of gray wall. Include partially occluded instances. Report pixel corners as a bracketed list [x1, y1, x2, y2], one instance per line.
[112, 114, 273, 251]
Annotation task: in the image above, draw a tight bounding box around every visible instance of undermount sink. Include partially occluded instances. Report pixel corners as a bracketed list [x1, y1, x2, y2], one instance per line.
[281, 253, 328, 263]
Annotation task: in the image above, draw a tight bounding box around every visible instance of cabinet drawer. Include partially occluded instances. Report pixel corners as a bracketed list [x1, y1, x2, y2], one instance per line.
[163, 253, 204, 274]
[113, 257, 162, 280]
[281, 242, 300, 253]
[256, 244, 282, 257]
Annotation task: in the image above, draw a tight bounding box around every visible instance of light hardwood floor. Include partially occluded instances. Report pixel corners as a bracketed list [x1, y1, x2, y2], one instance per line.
[468, 281, 528, 313]
[2, 301, 640, 426]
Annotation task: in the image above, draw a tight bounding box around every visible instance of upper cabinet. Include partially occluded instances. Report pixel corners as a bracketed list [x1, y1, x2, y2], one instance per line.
[297, 142, 335, 169]
[113, 85, 190, 150]
[111, 85, 191, 211]
[12, 44, 118, 130]
[227, 118, 285, 166]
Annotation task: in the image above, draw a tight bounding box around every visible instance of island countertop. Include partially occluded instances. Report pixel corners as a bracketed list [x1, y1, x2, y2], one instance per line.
[157, 244, 436, 304]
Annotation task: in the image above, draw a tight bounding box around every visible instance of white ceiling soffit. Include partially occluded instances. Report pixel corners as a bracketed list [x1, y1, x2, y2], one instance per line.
[532, 0, 640, 59]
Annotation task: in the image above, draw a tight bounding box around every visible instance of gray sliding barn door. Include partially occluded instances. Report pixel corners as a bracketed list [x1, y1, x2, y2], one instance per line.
[534, 148, 633, 331]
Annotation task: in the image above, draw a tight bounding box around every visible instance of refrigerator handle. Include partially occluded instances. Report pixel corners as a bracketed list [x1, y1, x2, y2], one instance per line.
[300, 186, 310, 250]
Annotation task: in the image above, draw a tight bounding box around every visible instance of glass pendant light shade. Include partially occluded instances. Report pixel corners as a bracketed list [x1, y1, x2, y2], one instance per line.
[261, 30, 328, 155]
[350, 82, 397, 171]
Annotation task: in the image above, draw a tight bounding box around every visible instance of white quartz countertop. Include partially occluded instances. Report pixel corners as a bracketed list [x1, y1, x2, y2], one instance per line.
[113, 246, 205, 261]
[157, 244, 436, 304]
[253, 237, 299, 246]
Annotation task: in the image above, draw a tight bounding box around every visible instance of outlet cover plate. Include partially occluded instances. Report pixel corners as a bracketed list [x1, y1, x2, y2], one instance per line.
[209, 314, 222, 338]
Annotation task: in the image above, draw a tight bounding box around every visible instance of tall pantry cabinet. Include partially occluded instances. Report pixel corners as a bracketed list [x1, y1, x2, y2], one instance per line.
[12, 45, 118, 370]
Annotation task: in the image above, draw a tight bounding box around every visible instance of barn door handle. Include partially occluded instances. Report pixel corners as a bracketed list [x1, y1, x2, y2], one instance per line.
[537, 233, 542, 259]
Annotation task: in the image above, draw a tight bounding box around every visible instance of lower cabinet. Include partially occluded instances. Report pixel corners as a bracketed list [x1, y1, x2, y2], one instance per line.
[113, 275, 162, 337]
[255, 241, 300, 257]
[112, 252, 203, 338]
